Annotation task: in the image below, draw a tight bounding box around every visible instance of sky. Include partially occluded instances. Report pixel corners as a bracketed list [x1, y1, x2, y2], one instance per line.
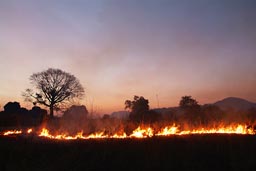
[0, 0, 256, 114]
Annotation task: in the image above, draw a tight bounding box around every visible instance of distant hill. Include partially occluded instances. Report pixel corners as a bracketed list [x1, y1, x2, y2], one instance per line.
[214, 97, 256, 111]
[109, 97, 256, 119]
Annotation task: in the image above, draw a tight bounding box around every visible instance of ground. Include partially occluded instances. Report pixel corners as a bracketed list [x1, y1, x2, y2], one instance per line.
[0, 134, 256, 171]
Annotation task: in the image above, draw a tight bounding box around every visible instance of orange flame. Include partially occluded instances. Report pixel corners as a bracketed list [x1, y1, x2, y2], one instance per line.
[3, 130, 22, 136]
[156, 124, 254, 135]
[1, 124, 255, 140]
[35, 124, 256, 140]
[130, 127, 154, 138]
[27, 129, 33, 134]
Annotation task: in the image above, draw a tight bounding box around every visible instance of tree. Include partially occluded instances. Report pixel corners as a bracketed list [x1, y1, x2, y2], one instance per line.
[179, 96, 201, 125]
[62, 105, 88, 120]
[179, 96, 199, 109]
[23, 68, 85, 118]
[125, 95, 149, 122]
[4, 102, 21, 113]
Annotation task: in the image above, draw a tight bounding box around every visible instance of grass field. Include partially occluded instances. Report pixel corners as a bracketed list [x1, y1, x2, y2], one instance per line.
[0, 134, 256, 171]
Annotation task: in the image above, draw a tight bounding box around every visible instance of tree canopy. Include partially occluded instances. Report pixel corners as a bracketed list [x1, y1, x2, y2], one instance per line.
[125, 95, 149, 122]
[179, 96, 199, 109]
[23, 68, 84, 118]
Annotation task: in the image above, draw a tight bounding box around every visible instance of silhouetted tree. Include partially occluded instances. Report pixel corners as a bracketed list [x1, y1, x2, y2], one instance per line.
[4, 102, 21, 113]
[23, 68, 85, 118]
[0, 102, 47, 127]
[30, 106, 48, 124]
[30, 106, 47, 115]
[60, 105, 88, 133]
[179, 96, 201, 125]
[125, 95, 149, 122]
[62, 105, 88, 120]
[179, 96, 199, 109]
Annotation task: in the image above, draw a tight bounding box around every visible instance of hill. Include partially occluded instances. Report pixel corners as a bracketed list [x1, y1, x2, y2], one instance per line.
[214, 97, 256, 111]
[109, 97, 256, 119]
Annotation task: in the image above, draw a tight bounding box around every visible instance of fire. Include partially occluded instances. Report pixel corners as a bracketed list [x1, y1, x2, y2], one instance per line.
[39, 128, 52, 138]
[3, 130, 22, 136]
[1, 124, 255, 140]
[2, 128, 33, 136]
[87, 132, 107, 139]
[34, 124, 256, 139]
[130, 127, 154, 138]
[112, 133, 127, 139]
[27, 129, 33, 133]
[39, 128, 84, 140]
[156, 124, 254, 135]
[179, 124, 254, 135]
[156, 124, 179, 136]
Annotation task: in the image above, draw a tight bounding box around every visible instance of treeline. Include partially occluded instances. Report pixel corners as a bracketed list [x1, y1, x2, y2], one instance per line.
[1, 95, 256, 131]
[122, 95, 256, 128]
[0, 102, 47, 127]
[0, 102, 88, 129]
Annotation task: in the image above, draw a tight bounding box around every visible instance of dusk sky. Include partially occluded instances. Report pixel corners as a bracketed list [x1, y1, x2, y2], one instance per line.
[0, 0, 256, 114]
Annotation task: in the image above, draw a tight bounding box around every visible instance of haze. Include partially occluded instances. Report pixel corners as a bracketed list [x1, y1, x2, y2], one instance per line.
[0, 0, 256, 114]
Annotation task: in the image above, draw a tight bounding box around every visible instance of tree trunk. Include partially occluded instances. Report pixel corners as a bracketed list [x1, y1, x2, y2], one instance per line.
[50, 104, 54, 118]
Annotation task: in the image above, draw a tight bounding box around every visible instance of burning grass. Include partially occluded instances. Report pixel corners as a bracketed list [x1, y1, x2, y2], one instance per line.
[1, 123, 255, 140]
[0, 120, 256, 170]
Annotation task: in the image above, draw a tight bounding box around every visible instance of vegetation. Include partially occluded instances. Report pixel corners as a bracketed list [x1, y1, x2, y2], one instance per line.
[0, 89, 256, 170]
[125, 95, 160, 124]
[0, 101, 47, 127]
[125, 95, 149, 122]
[0, 68, 255, 130]
[179, 95, 199, 109]
[23, 68, 85, 118]
[1, 94, 256, 129]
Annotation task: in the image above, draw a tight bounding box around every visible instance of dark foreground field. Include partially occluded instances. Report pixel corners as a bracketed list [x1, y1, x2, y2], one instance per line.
[0, 134, 256, 171]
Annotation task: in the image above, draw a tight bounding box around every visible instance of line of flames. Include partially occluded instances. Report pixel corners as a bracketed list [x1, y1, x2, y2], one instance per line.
[1, 124, 255, 140]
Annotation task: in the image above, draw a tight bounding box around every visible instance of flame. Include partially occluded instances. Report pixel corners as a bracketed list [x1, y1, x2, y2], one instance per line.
[112, 133, 127, 139]
[130, 127, 154, 138]
[156, 124, 179, 136]
[39, 128, 52, 138]
[27, 129, 33, 134]
[3, 130, 22, 135]
[156, 124, 254, 135]
[87, 132, 107, 139]
[1, 124, 255, 140]
[2, 128, 33, 136]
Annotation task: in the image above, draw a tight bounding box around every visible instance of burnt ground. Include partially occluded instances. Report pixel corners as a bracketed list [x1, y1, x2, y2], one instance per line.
[0, 134, 256, 171]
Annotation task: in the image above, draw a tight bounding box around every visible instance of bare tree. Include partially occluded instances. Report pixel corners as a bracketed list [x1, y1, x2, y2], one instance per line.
[23, 68, 85, 118]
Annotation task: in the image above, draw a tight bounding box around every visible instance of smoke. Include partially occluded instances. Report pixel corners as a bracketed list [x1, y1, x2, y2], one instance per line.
[29, 100, 256, 136]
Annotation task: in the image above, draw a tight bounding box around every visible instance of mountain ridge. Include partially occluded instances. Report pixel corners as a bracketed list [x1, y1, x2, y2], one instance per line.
[214, 97, 256, 111]
[110, 97, 256, 118]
